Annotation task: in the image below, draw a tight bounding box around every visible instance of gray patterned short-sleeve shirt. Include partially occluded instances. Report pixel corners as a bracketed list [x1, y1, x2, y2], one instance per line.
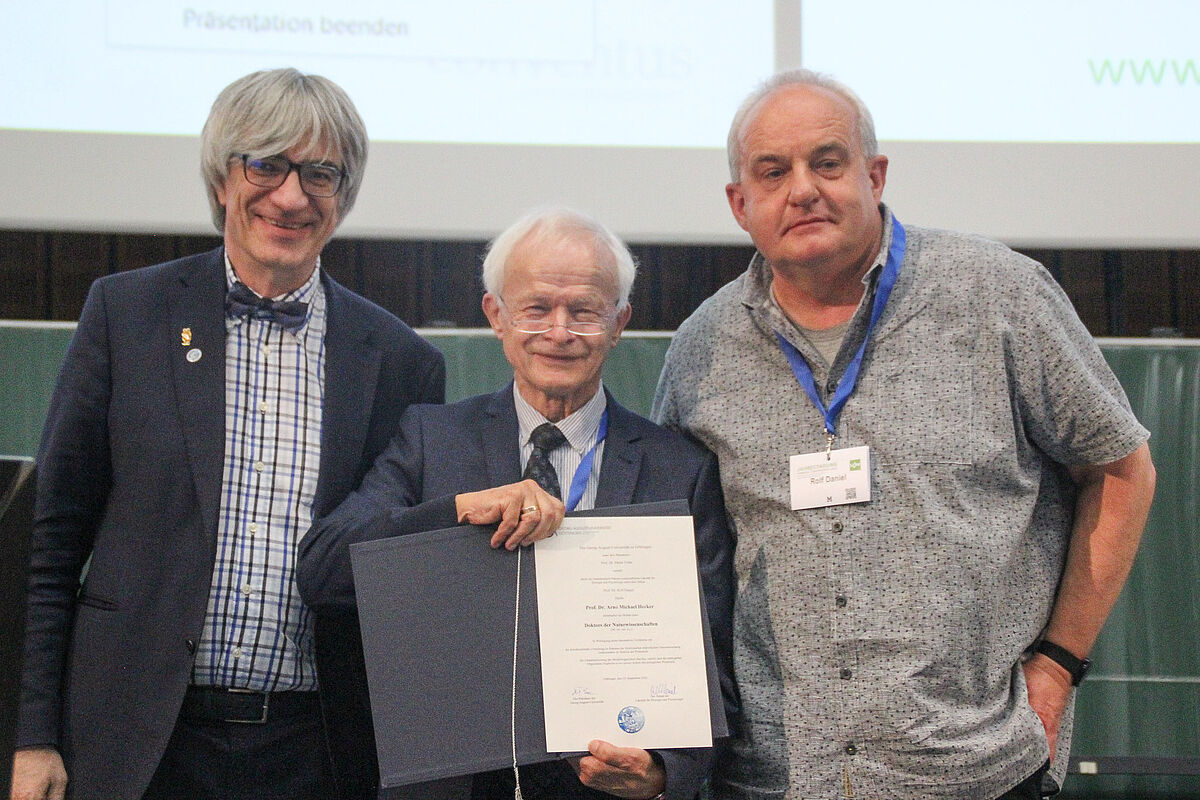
[652, 209, 1148, 800]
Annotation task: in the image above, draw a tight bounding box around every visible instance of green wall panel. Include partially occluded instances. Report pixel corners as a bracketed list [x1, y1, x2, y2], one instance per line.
[0, 324, 74, 459]
[1059, 346, 1200, 799]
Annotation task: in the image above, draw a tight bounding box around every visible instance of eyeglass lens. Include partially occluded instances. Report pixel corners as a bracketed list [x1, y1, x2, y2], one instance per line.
[241, 155, 343, 197]
[511, 319, 607, 335]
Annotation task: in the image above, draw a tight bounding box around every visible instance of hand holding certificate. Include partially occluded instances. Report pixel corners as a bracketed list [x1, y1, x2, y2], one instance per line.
[535, 514, 713, 752]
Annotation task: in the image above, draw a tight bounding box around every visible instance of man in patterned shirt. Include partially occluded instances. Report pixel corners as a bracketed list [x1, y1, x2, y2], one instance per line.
[12, 69, 444, 800]
[652, 69, 1156, 799]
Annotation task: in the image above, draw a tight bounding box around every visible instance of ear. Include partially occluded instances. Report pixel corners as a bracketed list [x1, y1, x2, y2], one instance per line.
[726, 182, 751, 232]
[609, 303, 633, 346]
[867, 155, 888, 204]
[482, 293, 505, 339]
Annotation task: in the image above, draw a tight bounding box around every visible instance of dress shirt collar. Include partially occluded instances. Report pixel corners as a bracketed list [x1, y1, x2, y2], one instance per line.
[513, 383, 607, 454]
[745, 204, 894, 317]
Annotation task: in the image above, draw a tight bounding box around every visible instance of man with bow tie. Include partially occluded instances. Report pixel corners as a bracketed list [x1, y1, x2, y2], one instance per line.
[12, 68, 444, 800]
[298, 208, 736, 800]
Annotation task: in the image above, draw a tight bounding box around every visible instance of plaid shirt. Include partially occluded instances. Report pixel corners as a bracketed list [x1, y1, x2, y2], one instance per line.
[191, 257, 326, 691]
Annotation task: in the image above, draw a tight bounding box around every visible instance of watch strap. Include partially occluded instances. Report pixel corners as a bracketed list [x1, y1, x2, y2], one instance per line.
[1035, 639, 1091, 685]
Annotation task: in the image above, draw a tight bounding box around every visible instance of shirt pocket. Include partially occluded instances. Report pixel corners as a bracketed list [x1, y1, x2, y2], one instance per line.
[858, 361, 977, 465]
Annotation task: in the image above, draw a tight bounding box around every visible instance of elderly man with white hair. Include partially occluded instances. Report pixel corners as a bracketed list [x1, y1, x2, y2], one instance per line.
[299, 207, 736, 800]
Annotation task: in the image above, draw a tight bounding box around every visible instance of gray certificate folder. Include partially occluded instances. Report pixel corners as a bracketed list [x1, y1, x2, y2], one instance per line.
[349, 499, 727, 788]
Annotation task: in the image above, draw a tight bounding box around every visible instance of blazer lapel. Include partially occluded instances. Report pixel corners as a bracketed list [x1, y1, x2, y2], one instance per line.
[593, 395, 644, 508]
[168, 249, 228, 541]
[482, 387, 522, 487]
[315, 276, 382, 512]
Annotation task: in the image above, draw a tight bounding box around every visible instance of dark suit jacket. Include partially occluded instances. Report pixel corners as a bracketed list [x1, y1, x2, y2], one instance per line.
[17, 247, 445, 800]
[297, 387, 736, 800]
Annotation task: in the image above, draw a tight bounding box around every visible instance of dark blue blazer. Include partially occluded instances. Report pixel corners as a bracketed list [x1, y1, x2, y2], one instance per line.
[17, 247, 445, 800]
[298, 387, 736, 800]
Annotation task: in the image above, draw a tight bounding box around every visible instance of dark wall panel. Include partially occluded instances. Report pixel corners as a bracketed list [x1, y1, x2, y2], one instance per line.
[0, 232, 48, 320]
[319, 238, 361, 292]
[360, 240, 427, 325]
[113, 234, 178, 276]
[1121, 251, 1175, 336]
[1055, 250, 1109, 335]
[1177, 251, 1200, 336]
[47, 233, 110, 321]
[0, 229, 1196, 338]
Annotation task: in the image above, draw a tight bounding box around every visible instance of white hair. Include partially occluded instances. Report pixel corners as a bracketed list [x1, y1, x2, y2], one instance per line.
[481, 207, 637, 309]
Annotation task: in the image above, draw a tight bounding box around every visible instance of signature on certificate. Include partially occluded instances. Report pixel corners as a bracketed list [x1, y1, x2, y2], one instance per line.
[650, 683, 678, 698]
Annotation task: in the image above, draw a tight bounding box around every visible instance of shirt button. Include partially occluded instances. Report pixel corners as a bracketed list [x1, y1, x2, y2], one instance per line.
[258, 401, 269, 413]
[840, 668, 853, 680]
[832, 521, 844, 533]
[185, 639, 196, 654]
[261, 345, 271, 357]
[254, 460, 265, 473]
[845, 742, 857, 755]
[248, 523, 258, 534]
[232, 647, 243, 659]
[242, 583, 254, 596]
[835, 595, 847, 608]
[826, 380, 837, 394]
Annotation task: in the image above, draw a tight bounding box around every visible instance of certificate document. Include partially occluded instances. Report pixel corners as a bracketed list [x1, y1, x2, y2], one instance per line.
[534, 514, 712, 752]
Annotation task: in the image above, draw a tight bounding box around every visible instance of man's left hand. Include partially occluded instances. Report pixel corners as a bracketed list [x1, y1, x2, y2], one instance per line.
[1022, 653, 1074, 760]
[454, 479, 565, 550]
[568, 739, 666, 799]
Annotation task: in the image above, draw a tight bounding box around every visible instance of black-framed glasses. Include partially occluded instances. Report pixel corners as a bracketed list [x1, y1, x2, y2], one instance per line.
[237, 154, 345, 198]
[499, 297, 614, 336]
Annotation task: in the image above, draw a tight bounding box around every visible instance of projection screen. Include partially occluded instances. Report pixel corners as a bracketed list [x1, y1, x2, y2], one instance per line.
[1, 0, 1196, 247]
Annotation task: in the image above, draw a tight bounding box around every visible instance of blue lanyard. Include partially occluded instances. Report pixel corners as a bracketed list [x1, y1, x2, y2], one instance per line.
[776, 217, 906, 441]
[565, 407, 608, 512]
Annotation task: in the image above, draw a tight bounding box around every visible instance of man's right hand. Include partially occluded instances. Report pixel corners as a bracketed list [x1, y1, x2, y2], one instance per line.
[10, 747, 67, 800]
[455, 479, 566, 550]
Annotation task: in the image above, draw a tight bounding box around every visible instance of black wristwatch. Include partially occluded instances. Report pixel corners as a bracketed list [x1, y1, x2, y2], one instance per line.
[1035, 639, 1091, 686]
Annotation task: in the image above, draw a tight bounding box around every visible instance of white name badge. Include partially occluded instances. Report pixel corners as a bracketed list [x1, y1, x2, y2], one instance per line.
[789, 445, 871, 510]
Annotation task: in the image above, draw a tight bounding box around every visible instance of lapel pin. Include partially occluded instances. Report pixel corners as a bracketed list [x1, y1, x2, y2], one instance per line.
[186, 348, 202, 363]
[181, 327, 192, 346]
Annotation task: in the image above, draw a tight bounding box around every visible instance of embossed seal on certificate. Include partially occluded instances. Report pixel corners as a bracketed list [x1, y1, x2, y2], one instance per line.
[617, 706, 645, 734]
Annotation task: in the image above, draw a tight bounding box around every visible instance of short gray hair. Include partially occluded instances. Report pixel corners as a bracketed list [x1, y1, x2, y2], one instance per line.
[727, 68, 878, 182]
[481, 208, 637, 310]
[200, 68, 368, 231]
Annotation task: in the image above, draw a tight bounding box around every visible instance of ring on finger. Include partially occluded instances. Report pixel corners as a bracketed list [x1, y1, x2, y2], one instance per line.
[521, 505, 540, 516]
